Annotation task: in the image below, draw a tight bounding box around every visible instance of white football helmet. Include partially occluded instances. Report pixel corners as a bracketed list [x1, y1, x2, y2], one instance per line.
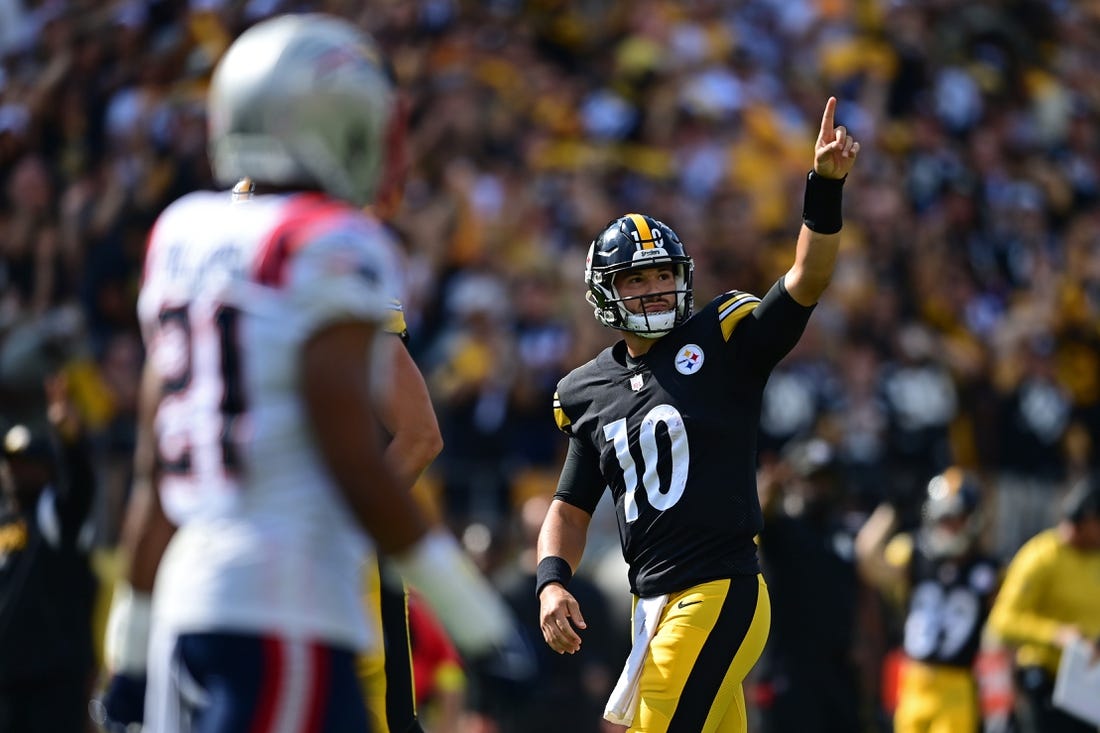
[207, 14, 395, 207]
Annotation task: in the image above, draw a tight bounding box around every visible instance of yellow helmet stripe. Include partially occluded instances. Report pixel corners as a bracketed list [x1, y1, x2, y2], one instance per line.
[627, 213, 655, 249]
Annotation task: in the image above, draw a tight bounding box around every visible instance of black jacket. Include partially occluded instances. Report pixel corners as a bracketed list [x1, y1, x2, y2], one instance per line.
[0, 435, 97, 684]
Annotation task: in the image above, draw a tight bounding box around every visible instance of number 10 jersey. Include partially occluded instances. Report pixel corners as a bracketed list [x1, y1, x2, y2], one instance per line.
[552, 279, 814, 598]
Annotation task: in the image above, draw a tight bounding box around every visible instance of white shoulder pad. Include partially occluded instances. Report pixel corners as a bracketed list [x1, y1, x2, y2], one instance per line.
[281, 223, 404, 339]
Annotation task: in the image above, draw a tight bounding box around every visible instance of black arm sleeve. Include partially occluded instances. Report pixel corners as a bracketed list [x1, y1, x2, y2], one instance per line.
[49, 434, 96, 542]
[740, 278, 815, 376]
[552, 436, 605, 516]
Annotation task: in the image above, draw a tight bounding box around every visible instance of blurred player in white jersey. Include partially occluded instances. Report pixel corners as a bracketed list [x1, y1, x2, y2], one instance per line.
[96, 14, 513, 733]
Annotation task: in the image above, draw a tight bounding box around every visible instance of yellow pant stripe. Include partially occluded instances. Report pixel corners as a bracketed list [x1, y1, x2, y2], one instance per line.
[631, 575, 770, 733]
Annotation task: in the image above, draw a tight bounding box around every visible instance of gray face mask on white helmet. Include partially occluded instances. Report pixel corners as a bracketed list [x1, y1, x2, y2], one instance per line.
[207, 14, 395, 207]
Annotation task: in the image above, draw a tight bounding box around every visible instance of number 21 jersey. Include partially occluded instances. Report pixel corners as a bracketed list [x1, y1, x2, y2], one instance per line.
[138, 190, 402, 650]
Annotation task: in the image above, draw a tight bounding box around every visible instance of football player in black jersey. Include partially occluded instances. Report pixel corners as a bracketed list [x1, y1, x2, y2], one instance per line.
[856, 468, 1001, 733]
[535, 97, 859, 733]
[359, 303, 443, 733]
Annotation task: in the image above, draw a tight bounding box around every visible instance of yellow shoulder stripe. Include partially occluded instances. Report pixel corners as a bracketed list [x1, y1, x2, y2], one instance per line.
[553, 391, 572, 432]
[385, 299, 407, 336]
[719, 291, 761, 341]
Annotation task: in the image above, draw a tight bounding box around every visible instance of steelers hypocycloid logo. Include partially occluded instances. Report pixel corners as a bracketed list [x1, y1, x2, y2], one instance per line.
[675, 344, 704, 375]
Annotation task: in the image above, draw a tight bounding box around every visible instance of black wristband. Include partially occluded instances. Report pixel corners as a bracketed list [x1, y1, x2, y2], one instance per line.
[535, 556, 573, 598]
[802, 170, 845, 234]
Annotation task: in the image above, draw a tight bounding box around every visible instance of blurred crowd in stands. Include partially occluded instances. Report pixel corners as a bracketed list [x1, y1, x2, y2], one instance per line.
[2, 0, 1100, 731]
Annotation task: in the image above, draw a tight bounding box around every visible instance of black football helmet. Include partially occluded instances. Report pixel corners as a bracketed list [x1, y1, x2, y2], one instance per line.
[584, 213, 694, 337]
[920, 467, 983, 558]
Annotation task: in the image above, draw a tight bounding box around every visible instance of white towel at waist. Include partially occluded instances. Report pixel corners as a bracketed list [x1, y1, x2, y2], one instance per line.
[604, 593, 669, 727]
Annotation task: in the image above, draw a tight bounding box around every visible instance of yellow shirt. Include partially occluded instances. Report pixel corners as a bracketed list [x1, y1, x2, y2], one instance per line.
[987, 528, 1100, 675]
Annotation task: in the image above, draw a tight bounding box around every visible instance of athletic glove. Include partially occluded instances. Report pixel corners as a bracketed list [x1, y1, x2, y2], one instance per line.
[90, 673, 146, 733]
[93, 582, 153, 732]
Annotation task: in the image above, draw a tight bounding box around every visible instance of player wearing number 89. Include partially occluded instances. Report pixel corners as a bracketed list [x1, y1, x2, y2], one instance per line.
[855, 468, 1001, 733]
[536, 97, 859, 733]
[99, 13, 514, 733]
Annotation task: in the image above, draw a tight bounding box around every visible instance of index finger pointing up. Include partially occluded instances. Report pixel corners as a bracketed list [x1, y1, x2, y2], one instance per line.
[820, 96, 837, 140]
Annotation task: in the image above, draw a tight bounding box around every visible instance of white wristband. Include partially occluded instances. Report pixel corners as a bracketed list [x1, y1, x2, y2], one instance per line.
[391, 529, 512, 656]
[104, 581, 153, 674]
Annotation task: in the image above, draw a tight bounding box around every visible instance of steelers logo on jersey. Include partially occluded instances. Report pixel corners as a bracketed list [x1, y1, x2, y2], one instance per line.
[674, 344, 704, 375]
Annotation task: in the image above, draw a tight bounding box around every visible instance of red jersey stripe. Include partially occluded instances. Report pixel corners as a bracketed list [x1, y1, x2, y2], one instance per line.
[254, 194, 355, 288]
